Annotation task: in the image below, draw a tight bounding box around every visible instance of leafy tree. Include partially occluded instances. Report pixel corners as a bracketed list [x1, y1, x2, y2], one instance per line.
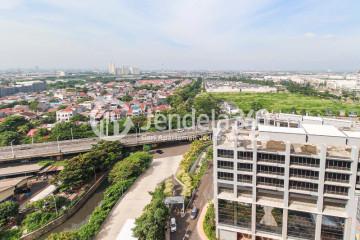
[0, 131, 20, 147]
[49, 122, 95, 141]
[58, 141, 123, 191]
[40, 112, 56, 124]
[119, 94, 133, 102]
[133, 184, 169, 240]
[251, 101, 263, 111]
[29, 100, 39, 112]
[0, 201, 19, 228]
[70, 114, 89, 122]
[193, 92, 220, 118]
[109, 152, 152, 183]
[0, 115, 28, 132]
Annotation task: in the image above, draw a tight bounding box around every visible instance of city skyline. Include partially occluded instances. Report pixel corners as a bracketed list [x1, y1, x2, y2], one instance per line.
[1, 0, 360, 71]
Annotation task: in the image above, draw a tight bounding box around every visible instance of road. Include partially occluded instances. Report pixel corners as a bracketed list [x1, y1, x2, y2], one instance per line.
[0, 128, 211, 162]
[172, 162, 213, 240]
[96, 146, 189, 240]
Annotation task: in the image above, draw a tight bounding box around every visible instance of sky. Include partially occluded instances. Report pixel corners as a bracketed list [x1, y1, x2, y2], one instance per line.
[0, 0, 360, 71]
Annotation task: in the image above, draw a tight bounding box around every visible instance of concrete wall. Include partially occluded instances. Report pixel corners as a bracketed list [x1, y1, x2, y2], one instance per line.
[219, 229, 237, 240]
[20, 175, 106, 240]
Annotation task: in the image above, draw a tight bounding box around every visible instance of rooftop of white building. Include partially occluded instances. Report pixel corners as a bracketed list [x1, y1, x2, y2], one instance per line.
[302, 124, 345, 137]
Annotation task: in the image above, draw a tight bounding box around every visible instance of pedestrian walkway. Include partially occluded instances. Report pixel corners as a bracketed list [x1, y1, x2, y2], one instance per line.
[197, 202, 210, 240]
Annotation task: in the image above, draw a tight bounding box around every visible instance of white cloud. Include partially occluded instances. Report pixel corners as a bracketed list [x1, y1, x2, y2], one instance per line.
[0, 0, 23, 10]
[304, 32, 316, 38]
[0, 0, 359, 70]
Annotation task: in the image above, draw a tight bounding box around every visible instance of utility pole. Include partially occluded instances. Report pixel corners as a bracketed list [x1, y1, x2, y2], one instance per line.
[51, 194, 58, 215]
[70, 127, 74, 141]
[57, 136, 60, 152]
[10, 139, 15, 158]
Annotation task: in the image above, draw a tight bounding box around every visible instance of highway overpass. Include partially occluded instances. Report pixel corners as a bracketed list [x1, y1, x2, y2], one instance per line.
[0, 128, 212, 164]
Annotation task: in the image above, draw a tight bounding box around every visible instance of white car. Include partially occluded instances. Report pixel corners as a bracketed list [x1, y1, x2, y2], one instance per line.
[177, 129, 185, 133]
[170, 217, 177, 232]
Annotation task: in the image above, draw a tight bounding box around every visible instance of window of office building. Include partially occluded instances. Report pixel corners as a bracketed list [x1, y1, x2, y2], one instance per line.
[324, 185, 348, 196]
[218, 199, 235, 226]
[257, 177, 284, 187]
[257, 153, 285, 164]
[256, 205, 283, 235]
[287, 210, 316, 240]
[289, 180, 318, 192]
[326, 159, 351, 171]
[325, 172, 350, 183]
[217, 149, 234, 158]
[290, 156, 320, 167]
[290, 168, 319, 179]
[321, 215, 345, 240]
[218, 160, 234, 170]
[218, 171, 234, 181]
[257, 165, 284, 176]
[238, 151, 253, 160]
[236, 202, 252, 229]
[218, 183, 234, 195]
[238, 174, 252, 183]
[238, 163, 253, 172]
[218, 199, 252, 230]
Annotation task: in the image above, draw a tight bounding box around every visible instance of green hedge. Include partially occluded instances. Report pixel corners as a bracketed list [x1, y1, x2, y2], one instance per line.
[177, 138, 211, 197]
[203, 203, 216, 240]
[133, 183, 169, 240]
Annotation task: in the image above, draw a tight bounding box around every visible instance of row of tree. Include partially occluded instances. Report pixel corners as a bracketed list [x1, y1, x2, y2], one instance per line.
[57, 140, 123, 191]
[0, 114, 95, 147]
[48, 151, 153, 240]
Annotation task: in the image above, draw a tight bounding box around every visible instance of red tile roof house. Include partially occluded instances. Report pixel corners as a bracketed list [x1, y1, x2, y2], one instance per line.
[56, 106, 76, 122]
[27, 129, 38, 137]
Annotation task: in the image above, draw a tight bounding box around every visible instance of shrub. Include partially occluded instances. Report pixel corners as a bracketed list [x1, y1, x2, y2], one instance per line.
[176, 138, 210, 196]
[109, 152, 152, 183]
[164, 178, 174, 197]
[0, 228, 21, 240]
[0, 201, 19, 228]
[204, 203, 216, 240]
[133, 184, 169, 240]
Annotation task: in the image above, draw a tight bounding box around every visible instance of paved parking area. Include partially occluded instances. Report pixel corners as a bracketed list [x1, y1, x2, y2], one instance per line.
[96, 154, 183, 240]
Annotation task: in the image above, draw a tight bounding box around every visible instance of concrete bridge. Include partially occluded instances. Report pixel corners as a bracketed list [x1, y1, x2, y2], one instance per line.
[0, 128, 212, 164]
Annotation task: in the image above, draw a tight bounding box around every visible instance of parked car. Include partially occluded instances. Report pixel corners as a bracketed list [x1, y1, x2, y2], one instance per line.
[170, 217, 177, 232]
[190, 207, 198, 219]
[177, 128, 185, 133]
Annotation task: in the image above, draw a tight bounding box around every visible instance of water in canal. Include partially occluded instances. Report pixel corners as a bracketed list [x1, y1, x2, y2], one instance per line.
[43, 179, 108, 237]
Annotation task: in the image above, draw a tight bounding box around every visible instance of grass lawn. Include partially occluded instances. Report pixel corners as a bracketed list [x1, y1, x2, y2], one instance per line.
[212, 92, 360, 115]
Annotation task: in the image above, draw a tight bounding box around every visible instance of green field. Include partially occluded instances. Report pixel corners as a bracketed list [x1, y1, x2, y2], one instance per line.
[212, 92, 360, 116]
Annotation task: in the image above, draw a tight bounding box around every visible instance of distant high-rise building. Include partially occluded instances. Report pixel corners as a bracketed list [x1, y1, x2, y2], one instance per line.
[130, 66, 140, 75]
[108, 63, 116, 75]
[109, 63, 140, 76]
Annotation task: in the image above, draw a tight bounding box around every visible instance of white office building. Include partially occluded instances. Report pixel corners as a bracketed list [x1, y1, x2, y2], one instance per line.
[213, 115, 360, 240]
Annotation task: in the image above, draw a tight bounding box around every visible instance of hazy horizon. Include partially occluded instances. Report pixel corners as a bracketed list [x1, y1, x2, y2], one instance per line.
[1, 0, 360, 71]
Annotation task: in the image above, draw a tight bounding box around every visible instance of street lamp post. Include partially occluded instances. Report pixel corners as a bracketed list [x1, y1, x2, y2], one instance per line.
[57, 136, 60, 152]
[10, 139, 15, 158]
[51, 194, 58, 215]
[70, 128, 74, 141]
